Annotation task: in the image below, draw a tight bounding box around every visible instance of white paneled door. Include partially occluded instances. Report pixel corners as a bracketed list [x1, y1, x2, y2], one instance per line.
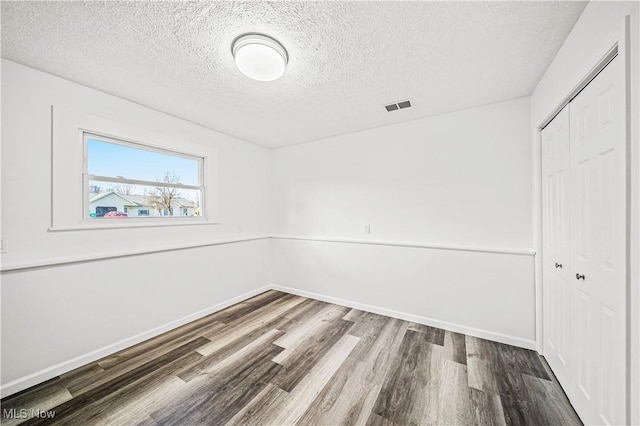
[569, 55, 626, 426]
[542, 55, 626, 425]
[541, 105, 572, 388]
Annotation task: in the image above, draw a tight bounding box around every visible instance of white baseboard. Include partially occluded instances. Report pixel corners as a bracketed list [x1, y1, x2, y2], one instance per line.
[0, 286, 271, 398]
[271, 284, 537, 351]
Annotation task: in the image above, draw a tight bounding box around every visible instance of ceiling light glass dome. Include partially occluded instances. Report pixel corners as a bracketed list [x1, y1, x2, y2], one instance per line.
[232, 33, 288, 82]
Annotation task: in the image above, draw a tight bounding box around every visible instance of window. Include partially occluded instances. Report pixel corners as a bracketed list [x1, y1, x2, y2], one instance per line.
[85, 133, 204, 221]
[182, 208, 189, 216]
[51, 105, 218, 230]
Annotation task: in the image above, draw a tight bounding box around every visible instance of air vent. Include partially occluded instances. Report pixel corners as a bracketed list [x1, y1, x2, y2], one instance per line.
[384, 99, 412, 112]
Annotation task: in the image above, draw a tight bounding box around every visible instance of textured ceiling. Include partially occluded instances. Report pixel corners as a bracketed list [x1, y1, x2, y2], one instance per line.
[1, 1, 587, 148]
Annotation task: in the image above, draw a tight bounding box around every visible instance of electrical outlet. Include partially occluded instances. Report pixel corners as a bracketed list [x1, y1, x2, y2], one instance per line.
[364, 224, 371, 234]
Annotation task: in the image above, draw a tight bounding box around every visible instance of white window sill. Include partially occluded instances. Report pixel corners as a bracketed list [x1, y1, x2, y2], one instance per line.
[49, 218, 219, 232]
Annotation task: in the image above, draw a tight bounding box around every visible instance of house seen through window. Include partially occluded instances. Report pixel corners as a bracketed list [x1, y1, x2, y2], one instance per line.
[85, 133, 204, 219]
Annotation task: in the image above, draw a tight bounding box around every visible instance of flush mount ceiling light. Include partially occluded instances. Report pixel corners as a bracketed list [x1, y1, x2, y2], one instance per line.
[232, 33, 288, 82]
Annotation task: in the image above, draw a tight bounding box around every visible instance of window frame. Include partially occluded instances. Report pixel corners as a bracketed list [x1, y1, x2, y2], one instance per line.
[83, 132, 205, 222]
[51, 105, 219, 231]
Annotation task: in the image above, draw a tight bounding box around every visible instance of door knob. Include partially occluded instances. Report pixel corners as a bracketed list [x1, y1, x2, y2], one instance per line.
[555, 263, 563, 268]
[576, 273, 585, 280]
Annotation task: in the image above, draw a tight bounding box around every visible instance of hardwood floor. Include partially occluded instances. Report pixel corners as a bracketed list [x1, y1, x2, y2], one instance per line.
[1, 290, 581, 425]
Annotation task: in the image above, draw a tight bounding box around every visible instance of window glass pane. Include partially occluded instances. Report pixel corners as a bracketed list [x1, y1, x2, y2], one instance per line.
[88, 180, 201, 218]
[87, 137, 200, 186]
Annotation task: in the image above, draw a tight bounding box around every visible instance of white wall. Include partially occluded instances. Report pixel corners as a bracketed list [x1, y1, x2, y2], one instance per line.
[271, 97, 536, 346]
[272, 239, 535, 346]
[0, 60, 273, 395]
[530, 2, 639, 422]
[1, 240, 270, 392]
[273, 97, 532, 247]
[2, 60, 272, 266]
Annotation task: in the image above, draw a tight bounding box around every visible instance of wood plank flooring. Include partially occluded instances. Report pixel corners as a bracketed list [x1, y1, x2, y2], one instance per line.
[1, 290, 582, 425]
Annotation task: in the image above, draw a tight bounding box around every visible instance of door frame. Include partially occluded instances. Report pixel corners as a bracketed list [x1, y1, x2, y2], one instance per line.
[533, 16, 633, 424]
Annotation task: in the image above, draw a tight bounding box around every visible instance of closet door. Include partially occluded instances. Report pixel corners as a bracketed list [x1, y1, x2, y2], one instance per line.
[541, 105, 572, 390]
[569, 55, 625, 425]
